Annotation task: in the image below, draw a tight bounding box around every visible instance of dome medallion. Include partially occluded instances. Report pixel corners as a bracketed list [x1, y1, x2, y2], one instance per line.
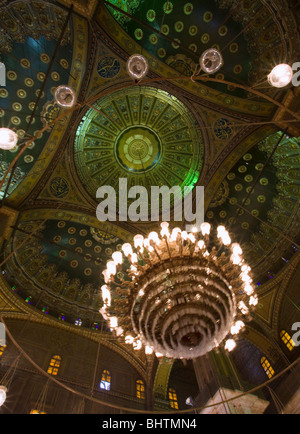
[74, 87, 204, 210]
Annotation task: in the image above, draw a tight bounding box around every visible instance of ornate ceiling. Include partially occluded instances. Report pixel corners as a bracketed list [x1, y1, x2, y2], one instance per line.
[0, 0, 300, 378]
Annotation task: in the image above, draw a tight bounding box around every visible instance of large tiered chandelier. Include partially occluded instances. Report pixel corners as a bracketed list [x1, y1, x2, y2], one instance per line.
[100, 223, 257, 360]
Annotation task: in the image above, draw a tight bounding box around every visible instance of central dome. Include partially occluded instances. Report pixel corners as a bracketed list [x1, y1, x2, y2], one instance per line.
[74, 87, 204, 204]
[116, 126, 161, 172]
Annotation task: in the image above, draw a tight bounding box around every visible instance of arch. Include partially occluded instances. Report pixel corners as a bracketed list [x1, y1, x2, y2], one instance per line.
[168, 387, 179, 410]
[243, 326, 285, 366]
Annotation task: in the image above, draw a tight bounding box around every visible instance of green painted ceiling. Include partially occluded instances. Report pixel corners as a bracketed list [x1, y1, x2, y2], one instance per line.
[206, 131, 300, 284]
[0, 0, 74, 198]
[105, 0, 252, 97]
[0, 36, 73, 197]
[3, 217, 129, 326]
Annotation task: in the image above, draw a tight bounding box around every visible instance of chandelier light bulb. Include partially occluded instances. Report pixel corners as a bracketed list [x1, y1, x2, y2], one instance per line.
[200, 48, 224, 74]
[143, 238, 154, 252]
[241, 272, 252, 284]
[217, 226, 231, 245]
[54, 85, 76, 107]
[101, 285, 111, 307]
[244, 284, 254, 296]
[198, 240, 205, 250]
[181, 231, 188, 240]
[106, 261, 116, 277]
[238, 301, 249, 315]
[187, 233, 196, 243]
[102, 269, 110, 284]
[109, 316, 118, 329]
[112, 251, 123, 266]
[125, 334, 134, 344]
[134, 234, 144, 250]
[160, 221, 170, 238]
[201, 222, 211, 236]
[133, 340, 142, 351]
[170, 227, 181, 241]
[130, 253, 138, 264]
[130, 264, 138, 275]
[268, 64, 293, 88]
[231, 254, 242, 265]
[148, 231, 160, 244]
[231, 321, 245, 335]
[225, 339, 236, 352]
[122, 243, 133, 257]
[115, 327, 124, 337]
[155, 352, 164, 358]
[0, 128, 18, 150]
[249, 295, 258, 306]
[0, 385, 7, 407]
[242, 265, 251, 273]
[232, 243, 243, 255]
[126, 54, 149, 81]
[145, 346, 154, 355]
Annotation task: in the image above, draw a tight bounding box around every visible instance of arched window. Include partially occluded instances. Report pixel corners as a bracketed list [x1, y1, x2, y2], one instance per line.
[47, 355, 61, 376]
[169, 387, 179, 409]
[280, 330, 295, 351]
[261, 356, 275, 379]
[100, 369, 111, 391]
[136, 380, 145, 399]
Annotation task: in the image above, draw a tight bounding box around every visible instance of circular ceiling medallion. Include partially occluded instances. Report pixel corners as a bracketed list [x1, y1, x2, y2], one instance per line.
[116, 126, 161, 172]
[74, 87, 204, 203]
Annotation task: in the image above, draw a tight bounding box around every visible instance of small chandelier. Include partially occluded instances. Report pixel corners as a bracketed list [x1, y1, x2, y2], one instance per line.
[268, 64, 293, 88]
[100, 223, 257, 360]
[200, 48, 224, 74]
[54, 85, 76, 108]
[126, 54, 149, 81]
[0, 128, 18, 150]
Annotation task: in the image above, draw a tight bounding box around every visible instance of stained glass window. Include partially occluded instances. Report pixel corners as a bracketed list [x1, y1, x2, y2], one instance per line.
[0, 345, 6, 358]
[47, 355, 61, 376]
[100, 369, 111, 391]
